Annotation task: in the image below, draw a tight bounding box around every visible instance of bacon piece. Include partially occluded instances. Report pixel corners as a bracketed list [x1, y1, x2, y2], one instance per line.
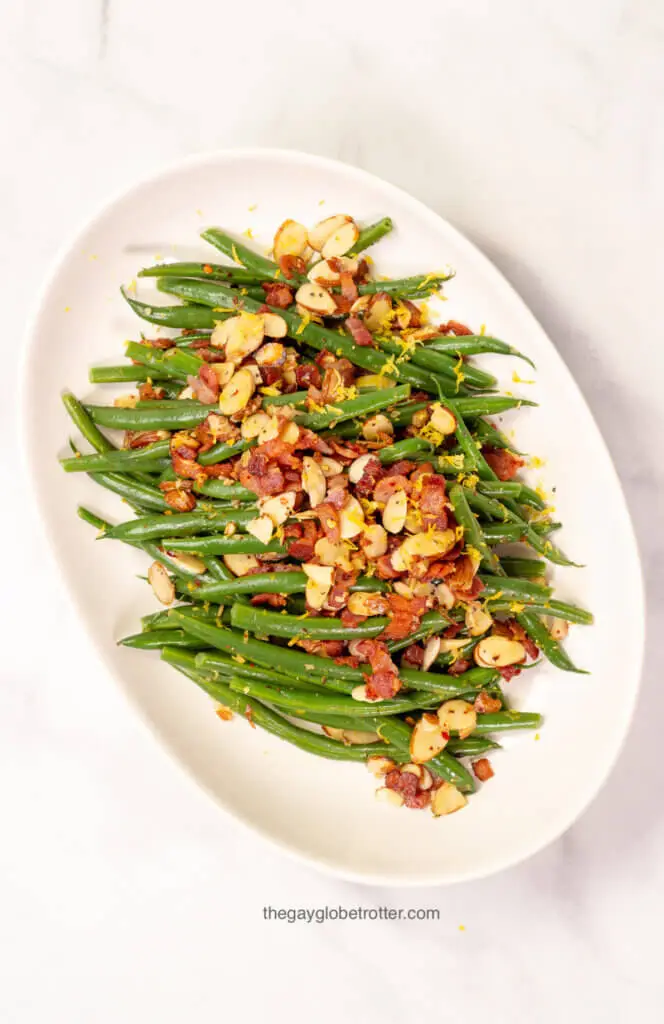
[159, 481, 197, 512]
[287, 520, 319, 561]
[262, 282, 294, 308]
[440, 320, 474, 336]
[142, 337, 176, 350]
[472, 758, 494, 782]
[346, 316, 374, 347]
[447, 658, 472, 676]
[250, 593, 287, 608]
[410, 462, 435, 483]
[474, 691, 502, 714]
[339, 271, 358, 302]
[384, 460, 417, 478]
[401, 644, 425, 669]
[385, 770, 430, 809]
[202, 461, 236, 479]
[260, 366, 283, 387]
[483, 445, 525, 481]
[443, 621, 463, 639]
[238, 450, 285, 497]
[315, 502, 341, 543]
[326, 570, 357, 612]
[171, 440, 201, 480]
[401, 300, 423, 328]
[374, 475, 410, 503]
[360, 641, 401, 700]
[293, 428, 333, 454]
[126, 430, 169, 449]
[277, 254, 306, 279]
[297, 638, 346, 658]
[328, 439, 368, 463]
[295, 363, 322, 389]
[256, 437, 301, 470]
[340, 608, 365, 629]
[137, 381, 166, 401]
[380, 594, 428, 641]
[188, 364, 220, 405]
[375, 554, 401, 580]
[354, 456, 384, 498]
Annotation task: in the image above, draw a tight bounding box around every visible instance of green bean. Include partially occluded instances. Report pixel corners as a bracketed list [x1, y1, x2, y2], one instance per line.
[103, 507, 256, 542]
[195, 651, 354, 695]
[473, 711, 543, 734]
[499, 556, 546, 579]
[156, 278, 465, 397]
[172, 332, 212, 348]
[375, 335, 496, 390]
[195, 571, 307, 600]
[427, 335, 534, 367]
[479, 574, 552, 600]
[515, 610, 588, 672]
[197, 439, 255, 466]
[376, 718, 475, 792]
[399, 665, 497, 697]
[476, 481, 523, 500]
[262, 390, 307, 408]
[60, 440, 171, 473]
[231, 602, 387, 640]
[471, 417, 524, 453]
[376, 437, 434, 464]
[201, 228, 285, 280]
[194, 479, 255, 502]
[62, 391, 113, 453]
[517, 485, 547, 510]
[348, 217, 393, 256]
[297, 385, 411, 431]
[125, 340, 204, 380]
[446, 736, 502, 757]
[122, 289, 223, 329]
[142, 604, 227, 631]
[134, 399, 205, 410]
[84, 470, 168, 512]
[164, 535, 286, 556]
[119, 629, 204, 650]
[85, 404, 208, 431]
[227, 676, 440, 718]
[468, 491, 579, 567]
[89, 365, 171, 384]
[448, 484, 501, 573]
[139, 261, 266, 285]
[487, 599, 593, 626]
[357, 271, 453, 295]
[481, 521, 560, 544]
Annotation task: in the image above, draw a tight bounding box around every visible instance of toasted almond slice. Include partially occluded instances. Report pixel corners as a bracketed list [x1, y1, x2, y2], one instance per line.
[361, 523, 388, 559]
[322, 725, 345, 742]
[401, 763, 423, 780]
[321, 219, 360, 259]
[351, 684, 374, 703]
[208, 361, 235, 388]
[411, 408, 430, 429]
[255, 341, 286, 366]
[260, 490, 297, 526]
[364, 293, 393, 332]
[440, 638, 470, 654]
[323, 726, 381, 745]
[305, 576, 331, 610]
[348, 453, 374, 484]
[339, 495, 365, 539]
[347, 591, 389, 617]
[260, 312, 288, 338]
[367, 756, 396, 777]
[419, 767, 434, 791]
[314, 537, 351, 570]
[222, 312, 266, 363]
[302, 563, 334, 587]
[273, 219, 308, 259]
[307, 256, 358, 283]
[245, 364, 263, 386]
[246, 514, 274, 545]
[393, 581, 413, 599]
[167, 552, 206, 575]
[413, 581, 435, 598]
[548, 617, 569, 641]
[148, 561, 175, 605]
[431, 782, 467, 817]
[435, 582, 456, 610]
[375, 787, 404, 808]
[438, 699, 477, 739]
[308, 214, 352, 252]
[294, 282, 337, 316]
[474, 635, 526, 668]
[355, 373, 396, 390]
[390, 547, 407, 572]
[465, 602, 493, 637]
[397, 528, 456, 566]
[422, 636, 442, 671]
[350, 295, 371, 315]
[302, 456, 327, 508]
[429, 403, 457, 435]
[241, 411, 278, 442]
[280, 420, 301, 445]
[223, 553, 259, 577]
[178, 386, 195, 400]
[382, 489, 408, 534]
[114, 394, 137, 408]
[410, 712, 448, 763]
[218, 367, 256, 416]
[362, 414, 393, 441]
[210, 319, 232, 348]
[319, 456, 344, 477]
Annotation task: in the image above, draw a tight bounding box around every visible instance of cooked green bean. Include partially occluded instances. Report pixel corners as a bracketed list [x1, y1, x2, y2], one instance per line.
[104, 507, 256, 542]
[427, 335, 534, 367]
[298, 385, 411, 431]
[227, 676, 440, 718]
[516, 610, 588, 672]
[468, 491, 579, 567]
[119, 629, 203, 650]
[60, 440, 171, 473]
[473, 711, 543, 734]
[85, 404, 208, 430]
[197, 439, 255, 466]
[139, 261, 266, 285]
[201, 228, 285, 280]
[89, 364, 171, 384]
[376, 718, 475, 792]
[348, 217, 393, 255]
[164, 534, 285, 556]
[448, 483, 501, 573]
[122, 289, 223, 329]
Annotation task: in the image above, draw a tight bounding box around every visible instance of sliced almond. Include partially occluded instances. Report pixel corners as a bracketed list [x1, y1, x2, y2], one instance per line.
[260, 313, 287, 339]
[208, 361, 235, 388]
[411, 408, 430, 429]
[435, 582, 456, 610]
[360, 523, 388, 559]
[308, 214, 353, 253]
[303, 563, 334, 587]
[382, 490, 408, 534]
[148, 561, 175, 605]
[367, 756, 396, 777]
[167, 552, 206, 575]
[301, 456, 327, 508]
[350, 295, 371, 315]
[223, 553, 259, 577]
[474, 635, 526, 668]
[339, 495, 365, 539]
[422, 636, 442, 671]
[347, 591, 389, 617]
[295, 282, 337, 316]
[440, 638, 471, 654]
[419, 767, 434, 791]
[314, 537, 352, 570]
[429, 403, 457, 435]
[438, 699, 477, 740]
[401, 763, 423, 780]
[410, 712, 448, 763]
[393, 581, 413, 599]
[255, 341, 286, 365]
[548, 617, 569, 641]
[364, 293, 393, 332]
[319, 456, 344, 477]
[246, 514, 274, 545]
[260, 490, 296, 526]
[397, 528, 456, 566]
[273, 219, 308, 260]
[362, 414, 394, 441]
[465, 602, 493, 637]
[321, 219, 360, 259]
[323, 725, 380, 745]
[178, 386, 194, 400]
[375, 787, 404, 808]
[218, 312, 265, 363]
[355, 373, 396, 390]
[218, 367, 256, 416]
[307, 256, 358, 283]
[348, 453, 374, 484]
[431, 782, 467, 817]
[241, 411, 279, 442]
[280, 420, 301, 445]
[305, 577, 331, 610]
[245, 364, 263, 386]
[114, 394, 137, 408]
[351, 684, 375, 703]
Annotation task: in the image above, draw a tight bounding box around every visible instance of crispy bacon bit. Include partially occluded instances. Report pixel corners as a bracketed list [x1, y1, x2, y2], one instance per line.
[340, 607, 365, 629]
[326, 570, 356, 612]
[171, 439, 201, 479]
[297, 638, 345, 658]
[384, 460, 417, 478]
[287, 520, 319, 561]
[250, 593, 288, 608]
[417, 474, 448, 530]
[472, 758, 494, 782]
[137, 381, 166, 401]
[315, 502, 341, 543]
[293, 428, 333, 454]
[142, 337, 176, 349]
[440, 320, 474, 336]
[202, 461, 235, 479]
[295, 363, 322, 389]
[380, 594, 428, 642]
[443, 622, 463, 639]
[159, 481, 197, 512]
[354, 456, 384, 498]
[262, 282, 294, 308]
[346, 316, 374, 347]
[374, 475, 410, 503]
[376, 553, 401, 580]
[239, 455, 285, 497]
[447, 658, 472, 676]
[188, 363, 220, 405]
[277, 254, 306, 279]
[328, 439, 368, 463]
[498, 664, 522, 682]
[256, 437, 301, 470]
[474, 691, 503, 714]
[126, 430, 169, 449]
[362, 640, 401, 700]
[385, 769, 430, 809]
[401, 300, 422, 328]
[339, 271, 358, 301]
[260, 366, 283, 387]
[445, 555, 482, 597]
[483, 445, 525, 481]
[402, 644, 425, 669]
[493, 618, 539, 660]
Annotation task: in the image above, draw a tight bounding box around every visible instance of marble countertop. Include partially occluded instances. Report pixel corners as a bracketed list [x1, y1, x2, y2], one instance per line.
[2, 1, 663, 1020]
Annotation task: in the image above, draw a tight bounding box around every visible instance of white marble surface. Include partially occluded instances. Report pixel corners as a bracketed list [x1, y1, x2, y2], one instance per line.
[2, 2, 663, 1020]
